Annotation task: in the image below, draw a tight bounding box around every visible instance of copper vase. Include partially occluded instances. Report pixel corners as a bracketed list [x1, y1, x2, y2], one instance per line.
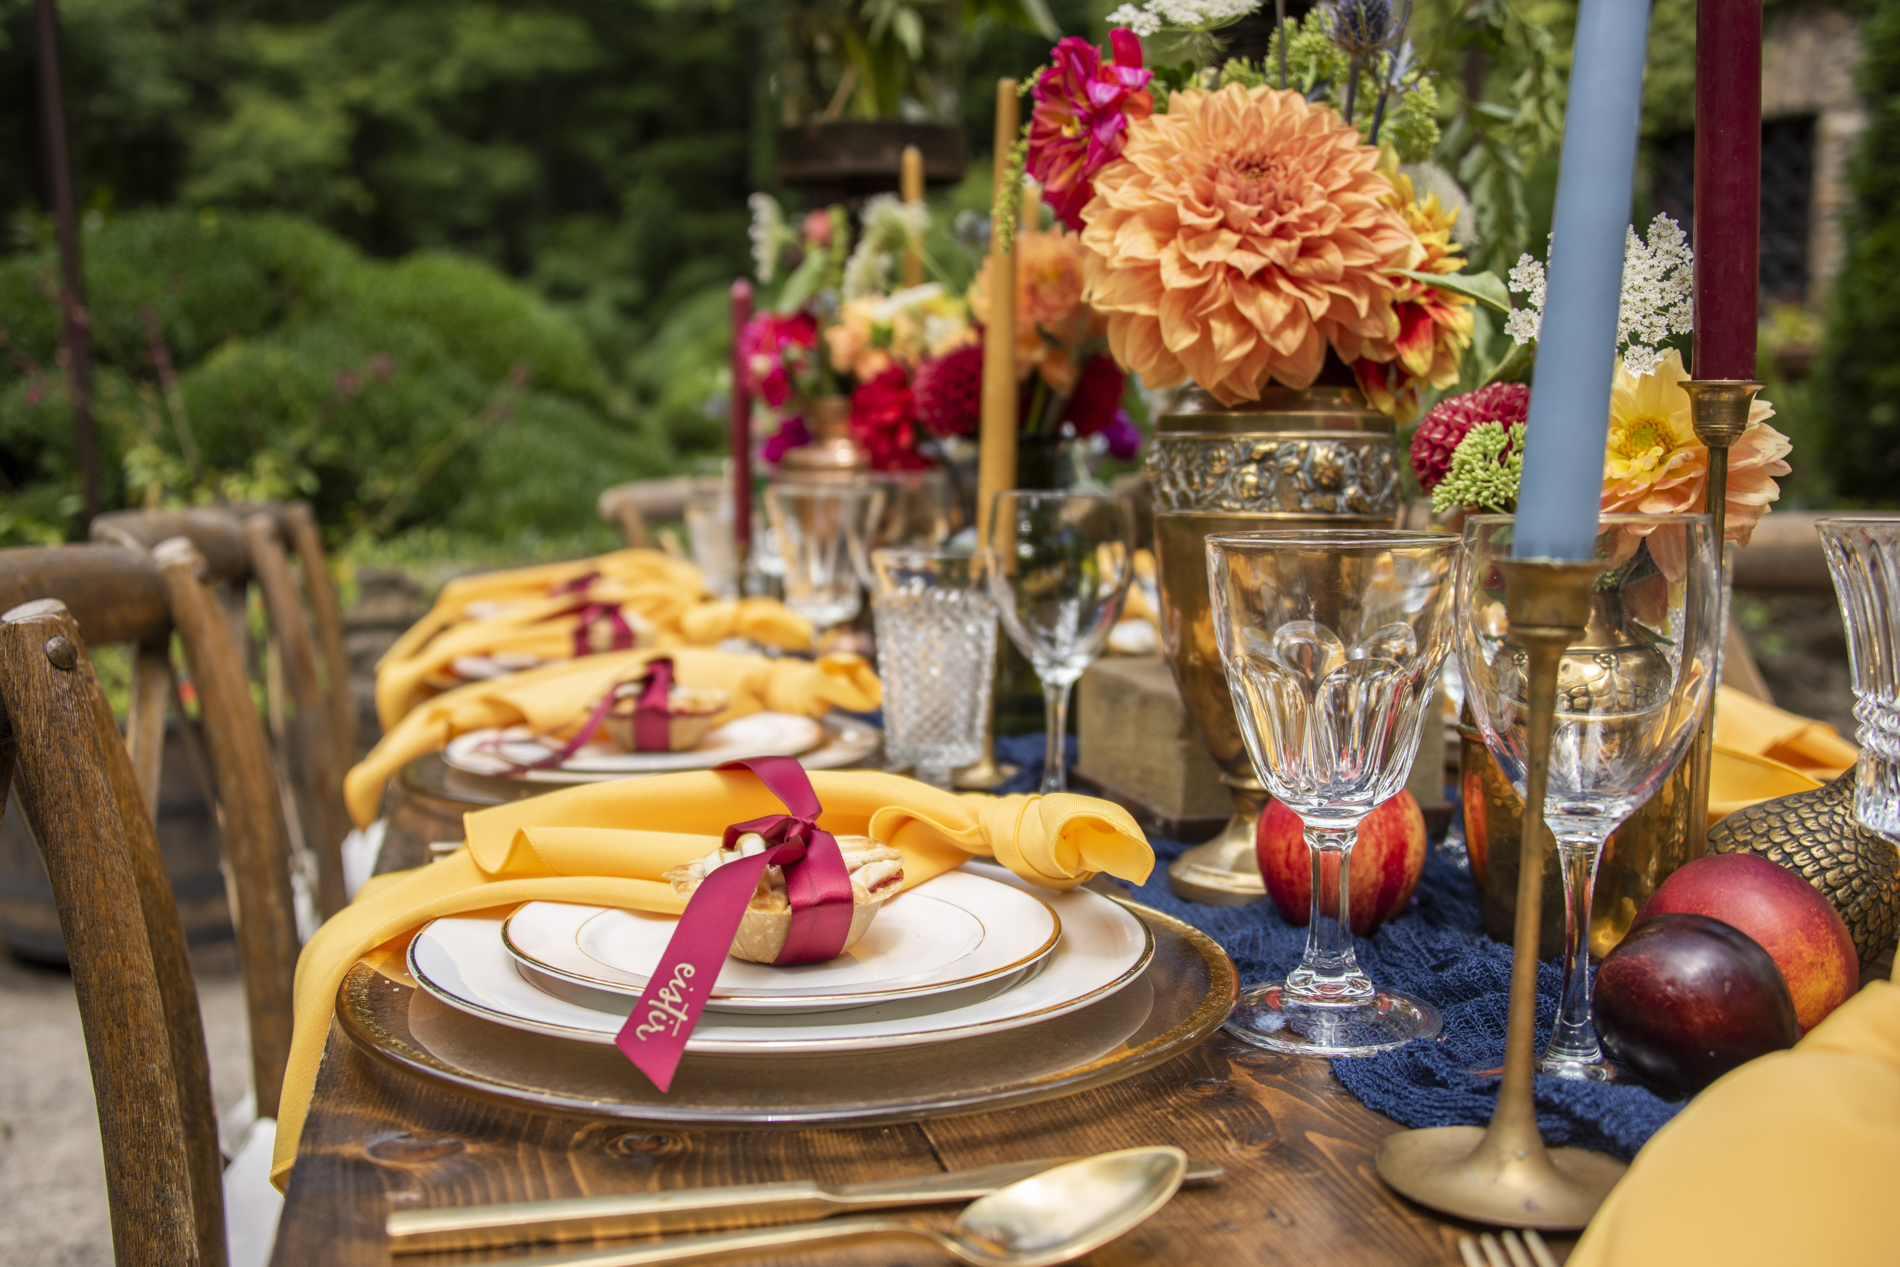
[1148, 382, 1401, 904]
[778, 395, 867, 479]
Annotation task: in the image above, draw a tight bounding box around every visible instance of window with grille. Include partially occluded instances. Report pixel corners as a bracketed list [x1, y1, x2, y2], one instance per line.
[1646, 115, 1816, 304]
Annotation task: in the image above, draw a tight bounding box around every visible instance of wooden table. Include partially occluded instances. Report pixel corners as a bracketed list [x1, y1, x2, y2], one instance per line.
[275, 968, 1577, 1265]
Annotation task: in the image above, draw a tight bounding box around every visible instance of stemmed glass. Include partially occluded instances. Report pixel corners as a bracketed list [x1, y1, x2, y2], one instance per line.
[987, 492, 1133, 794]
[1459, 514, 1719, 1079]
[1208, 530, 1459, 1055]
[765, 482, 882, 649]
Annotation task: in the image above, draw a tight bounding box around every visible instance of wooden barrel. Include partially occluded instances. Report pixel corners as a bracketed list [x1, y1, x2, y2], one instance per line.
[0, 725, 230, 965]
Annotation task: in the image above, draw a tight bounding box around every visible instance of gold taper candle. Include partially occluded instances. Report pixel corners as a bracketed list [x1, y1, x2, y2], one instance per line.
[900, 144, 925, 289]
[976, 79, 1020, 551]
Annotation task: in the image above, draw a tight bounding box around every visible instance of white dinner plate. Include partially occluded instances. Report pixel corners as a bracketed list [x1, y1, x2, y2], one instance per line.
[443, 712, 825, 778]
[406, 863, 1153, 1054]
[502, 870, 1061, 1014]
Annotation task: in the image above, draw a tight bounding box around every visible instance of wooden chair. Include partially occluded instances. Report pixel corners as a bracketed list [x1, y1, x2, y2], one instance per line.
[93, 504, 356, 916]
[596, 475, 705, 549]
[0, 593, 227, 1264]
[0, 543, 301, 1133]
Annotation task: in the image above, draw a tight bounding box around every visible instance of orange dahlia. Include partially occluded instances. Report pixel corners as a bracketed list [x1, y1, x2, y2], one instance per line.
[1078, 84, 1420, 405]
[1352, 168, 1475, 423]
[970, 227, 1101, 394]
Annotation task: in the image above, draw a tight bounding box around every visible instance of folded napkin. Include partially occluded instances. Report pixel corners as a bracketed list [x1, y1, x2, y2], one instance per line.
[344, 647, 881, 826]
[271, 769, 1156, 1188]
[1710, 744, 1824, 824]
[1569, 979, 1900, 1267]
[375, 550, 814, 726]
[1713, 685, 1860, 782]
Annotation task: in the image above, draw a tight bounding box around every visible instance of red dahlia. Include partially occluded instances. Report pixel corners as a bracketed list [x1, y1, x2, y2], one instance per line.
[1410, 382, 1531, 491]
[912, 344, 984, 438]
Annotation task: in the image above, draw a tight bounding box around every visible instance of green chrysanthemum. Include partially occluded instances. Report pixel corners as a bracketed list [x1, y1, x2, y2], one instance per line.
[1431, 421, 1525, 514]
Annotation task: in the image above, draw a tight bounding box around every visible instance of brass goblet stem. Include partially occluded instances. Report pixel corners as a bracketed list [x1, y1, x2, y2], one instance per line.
[1375, 558, 1627, 1229]
[1679, 380, 1764, 854]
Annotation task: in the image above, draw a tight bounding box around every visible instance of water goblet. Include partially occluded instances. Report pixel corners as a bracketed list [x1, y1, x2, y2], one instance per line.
[1459, 514, 1719, 1079]
[986, 491, 1133, 794]
[1816, 518, 1900, 839]
[869, 547, 998, 787]
[1208, 529, 1460, 1055]
[765, 482, 881, 648]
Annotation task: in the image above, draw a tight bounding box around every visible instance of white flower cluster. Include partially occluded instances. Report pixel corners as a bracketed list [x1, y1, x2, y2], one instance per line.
[1501, 214, 1695, 378]
[747, 193, 786, 284]
[1106, 0, 1259, 37]
[841, 194, 933, 300]
[1616, 214, 1695, 379]
[1504, 249, 1546, 346]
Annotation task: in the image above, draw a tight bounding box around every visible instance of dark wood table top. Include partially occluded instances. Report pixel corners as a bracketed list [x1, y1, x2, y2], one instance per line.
[273, 1017, 1578, 1266]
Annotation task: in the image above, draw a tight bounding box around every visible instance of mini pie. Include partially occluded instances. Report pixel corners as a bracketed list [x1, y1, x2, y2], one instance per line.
[663, 833, 905, 964]
[602, 681, 730, 753]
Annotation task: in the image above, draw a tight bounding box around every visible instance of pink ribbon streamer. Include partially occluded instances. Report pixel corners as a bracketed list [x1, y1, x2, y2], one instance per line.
[630, 657, 674, 752]
[615, 756, 854, 1092]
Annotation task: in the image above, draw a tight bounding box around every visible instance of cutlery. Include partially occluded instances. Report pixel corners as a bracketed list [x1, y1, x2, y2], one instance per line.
[1457, 1229, 1560, 1267]
[389, 1152, 1221, 1253]
[471, 1146, 1187, 1267]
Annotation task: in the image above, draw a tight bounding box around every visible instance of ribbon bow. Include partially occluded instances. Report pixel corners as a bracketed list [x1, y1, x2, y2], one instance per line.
[625, 657, 674, 752]
[543, 571, 640, 656]
[615, 757, 855, 1092]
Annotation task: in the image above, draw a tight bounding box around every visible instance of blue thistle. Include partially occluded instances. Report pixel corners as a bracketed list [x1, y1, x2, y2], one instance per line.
[1326, 0, 1410, 124]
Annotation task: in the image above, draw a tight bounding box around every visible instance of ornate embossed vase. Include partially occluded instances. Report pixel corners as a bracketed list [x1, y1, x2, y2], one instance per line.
[1148, 381, 1400, 904]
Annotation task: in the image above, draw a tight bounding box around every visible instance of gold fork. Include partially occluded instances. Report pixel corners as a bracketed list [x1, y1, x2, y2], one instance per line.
[1457, 1229, 1561, 1267]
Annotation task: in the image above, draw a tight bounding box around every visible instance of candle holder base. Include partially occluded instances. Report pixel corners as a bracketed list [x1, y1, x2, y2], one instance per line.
[1167, 781, 1269, 905]
[1376, 1125, 1626, 1231]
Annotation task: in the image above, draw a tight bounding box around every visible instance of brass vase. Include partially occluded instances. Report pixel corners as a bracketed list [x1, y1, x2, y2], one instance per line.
[1149, 381, 1401, 904]
[778, 395, 867, 479]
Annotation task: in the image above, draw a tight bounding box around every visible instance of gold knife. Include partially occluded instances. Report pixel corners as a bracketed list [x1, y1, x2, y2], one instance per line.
[387, 1156, 1224, 1253]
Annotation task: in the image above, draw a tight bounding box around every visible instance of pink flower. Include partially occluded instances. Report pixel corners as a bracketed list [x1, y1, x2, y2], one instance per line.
[1410, 382, 1530, 491]
[762, 415, 811, 465]
[1026, 30, 1154, 233]
[801, 210, 832, 247]
[850, 368, 929, 470]
[737, 311, 819, 408]
[913, 344, 984, 438]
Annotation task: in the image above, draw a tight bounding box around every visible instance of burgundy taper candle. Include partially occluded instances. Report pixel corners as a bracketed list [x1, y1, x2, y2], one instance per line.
[729, 278, 753, 556]
[1691, 0, 1762, 379]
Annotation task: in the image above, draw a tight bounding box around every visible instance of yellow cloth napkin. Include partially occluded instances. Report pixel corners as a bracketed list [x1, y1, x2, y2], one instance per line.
[1569, 979, 1900, 1267]
[1712, 685, 1860, 782]
[375, 549, 814, 726]
[1709, 744, 1824, 824]
[344, 647, 881, 826]
[272, 769, 1156, 1188]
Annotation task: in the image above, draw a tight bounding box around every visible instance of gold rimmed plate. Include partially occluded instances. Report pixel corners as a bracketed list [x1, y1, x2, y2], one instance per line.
[501, 870, 1062, 1014]
[338, 892, 1236, 1127]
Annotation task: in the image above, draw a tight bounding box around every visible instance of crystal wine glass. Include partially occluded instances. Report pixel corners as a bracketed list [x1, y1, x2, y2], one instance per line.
[1208, 529, 1460, 1055]
[1816, 518, 1900, 839]
[1460, 513, 1719, 1079]
[987, 491, 1133, 794]
[765, 481, 882, 649]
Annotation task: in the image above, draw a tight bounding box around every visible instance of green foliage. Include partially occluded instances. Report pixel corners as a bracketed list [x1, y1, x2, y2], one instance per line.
[0, 209, 670, 545]
[1817, 0, 1900, 503]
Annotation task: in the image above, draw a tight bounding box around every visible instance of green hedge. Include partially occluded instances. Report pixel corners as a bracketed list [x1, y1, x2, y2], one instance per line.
[1818, 0, 1900, 502]
[0, 208, 672, 545]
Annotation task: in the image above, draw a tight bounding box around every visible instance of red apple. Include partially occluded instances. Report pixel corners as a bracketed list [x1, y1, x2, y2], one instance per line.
[1636, 853, 1857, 1034]
[1461, 767, 1489, 887]
[1594, 912, 1800, 1094]
[1256, 793, 1426, 936]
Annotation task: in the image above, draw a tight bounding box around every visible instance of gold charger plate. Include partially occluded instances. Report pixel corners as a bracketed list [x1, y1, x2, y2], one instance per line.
[335, 896, 1236, 1127]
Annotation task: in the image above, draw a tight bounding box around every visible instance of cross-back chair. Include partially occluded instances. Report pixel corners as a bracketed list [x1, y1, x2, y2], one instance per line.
[0, 543, 300, 1135]
[93, 503, 355, 916]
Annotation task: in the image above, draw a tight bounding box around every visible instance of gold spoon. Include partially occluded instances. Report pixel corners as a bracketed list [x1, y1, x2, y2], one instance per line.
[487, 1146, 1188, 1267]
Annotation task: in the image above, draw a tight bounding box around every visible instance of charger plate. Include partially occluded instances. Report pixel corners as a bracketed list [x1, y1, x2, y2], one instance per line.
[336, 894, 1235, 1127]
[446, 713, 825, 779]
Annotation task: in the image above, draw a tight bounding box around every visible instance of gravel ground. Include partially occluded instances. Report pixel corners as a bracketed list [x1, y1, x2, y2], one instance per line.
[0, 942, 254, 1267]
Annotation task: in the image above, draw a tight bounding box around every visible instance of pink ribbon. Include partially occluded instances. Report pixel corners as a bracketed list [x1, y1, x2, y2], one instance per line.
[540, 572, 639, 657]
[629, 657, 674, 752]
[615, 757, 854, 1091]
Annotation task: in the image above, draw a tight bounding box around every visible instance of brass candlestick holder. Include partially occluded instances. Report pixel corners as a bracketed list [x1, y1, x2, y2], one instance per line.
[1679, 380, 1764, 854]
[1376, 557, 1627, 1229]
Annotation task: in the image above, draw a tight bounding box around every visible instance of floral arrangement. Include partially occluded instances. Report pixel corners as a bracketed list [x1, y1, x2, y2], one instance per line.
[1016, 11, 1470, 422]
[1417, 217, 1793, 544]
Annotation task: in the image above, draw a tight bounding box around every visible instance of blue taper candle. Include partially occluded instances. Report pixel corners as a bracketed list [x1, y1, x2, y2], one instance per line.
[1513, 0, 1653, 562]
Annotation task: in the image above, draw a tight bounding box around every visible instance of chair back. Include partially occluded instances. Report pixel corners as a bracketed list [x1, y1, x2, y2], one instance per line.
[0, 541, 300, 1123]
[0, 597, 226, 1266]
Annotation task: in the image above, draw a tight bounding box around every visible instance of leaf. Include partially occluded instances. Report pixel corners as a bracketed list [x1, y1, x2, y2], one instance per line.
[1392, 269, 1514, 313]
[1483, 338, 1536, 386]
